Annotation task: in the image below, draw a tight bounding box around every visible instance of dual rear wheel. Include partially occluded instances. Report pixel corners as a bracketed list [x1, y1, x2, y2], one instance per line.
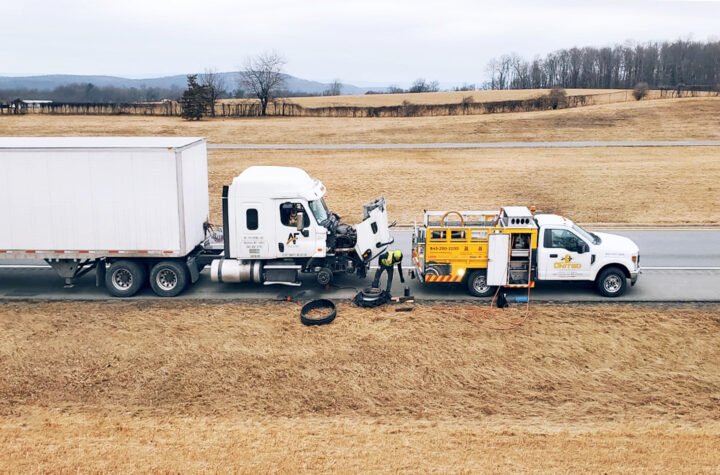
[105, 259, 189, 298]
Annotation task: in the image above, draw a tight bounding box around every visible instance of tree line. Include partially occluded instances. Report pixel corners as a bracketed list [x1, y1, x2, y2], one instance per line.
[486, 39, 720, 90]
[0, 83, 184, 103]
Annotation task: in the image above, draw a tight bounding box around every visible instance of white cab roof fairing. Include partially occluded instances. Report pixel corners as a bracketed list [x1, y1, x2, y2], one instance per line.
[231, 166, 326, 201]
[534, 214, 572, 227]
[502, 206, 534, 218]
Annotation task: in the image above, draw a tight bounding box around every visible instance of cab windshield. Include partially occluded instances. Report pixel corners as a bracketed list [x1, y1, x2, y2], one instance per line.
[572, 223, 601, 245]
[309, 198, 330, 225]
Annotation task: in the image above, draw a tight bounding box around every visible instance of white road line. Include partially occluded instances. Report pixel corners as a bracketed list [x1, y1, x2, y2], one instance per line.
[642, 266, 720, 270]
[0, 265, 51, 269]
[208, 140, 720, 150]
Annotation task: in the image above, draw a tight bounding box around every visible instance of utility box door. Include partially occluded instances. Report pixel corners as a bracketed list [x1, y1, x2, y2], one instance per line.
[487, 233, 510, 286]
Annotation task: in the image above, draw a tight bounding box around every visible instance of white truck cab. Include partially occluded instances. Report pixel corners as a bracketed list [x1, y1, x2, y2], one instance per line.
[534, 214, 640, 296]
[211, 166, 392, 287]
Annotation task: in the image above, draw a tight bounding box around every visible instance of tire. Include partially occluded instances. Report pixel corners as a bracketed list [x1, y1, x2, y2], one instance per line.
[596, 267, 627, 297]
[466, 270, 495, 298]
[149, 260, 189, 297]
[300, 299, 337, 326]
[105, 260, 146, 298]
[316, 267, 333, 286]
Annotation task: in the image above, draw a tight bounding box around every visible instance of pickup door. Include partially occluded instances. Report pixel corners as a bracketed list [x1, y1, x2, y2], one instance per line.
[537, 227, 593, 281]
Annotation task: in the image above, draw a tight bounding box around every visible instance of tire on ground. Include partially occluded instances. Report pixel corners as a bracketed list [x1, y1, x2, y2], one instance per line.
[596, 266, 627, 297]
[149, 260, 189, 297]
[466, 270, 495, 298]
[300, 299, 337, 326]
[105, 260, 147, 298]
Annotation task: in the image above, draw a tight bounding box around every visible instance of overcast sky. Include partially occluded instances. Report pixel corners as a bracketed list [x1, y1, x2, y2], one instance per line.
[2, 0, 718, 85]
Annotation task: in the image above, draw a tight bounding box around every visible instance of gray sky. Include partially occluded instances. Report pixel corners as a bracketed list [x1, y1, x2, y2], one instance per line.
[2, 0, 719, 84]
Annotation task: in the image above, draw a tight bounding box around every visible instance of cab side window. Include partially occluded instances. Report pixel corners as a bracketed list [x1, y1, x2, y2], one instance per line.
[545, 229, 584, 252]
[279, 202, 310, 227]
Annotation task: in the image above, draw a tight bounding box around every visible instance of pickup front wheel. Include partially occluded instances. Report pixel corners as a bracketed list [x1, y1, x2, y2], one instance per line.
[596, 267, 627, 297]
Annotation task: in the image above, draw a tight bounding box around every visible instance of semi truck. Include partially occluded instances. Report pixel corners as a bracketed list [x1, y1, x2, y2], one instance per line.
[0, 137, 392, 297]
[411, 207, 640, 297]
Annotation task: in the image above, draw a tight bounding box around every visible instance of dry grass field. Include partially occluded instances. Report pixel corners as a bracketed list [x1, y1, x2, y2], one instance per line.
[1, 301, 719, 472]
[2, 97, 719, 144]
[3, 98, 720, 225]
[207, 147, 720, 225]
[225, 88, 626, 108]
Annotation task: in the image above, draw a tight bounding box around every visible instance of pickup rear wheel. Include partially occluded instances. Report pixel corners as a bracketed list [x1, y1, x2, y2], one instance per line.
[596, 267, 627, 297]
[150, 260, 189, 297]
[105, 260, 146, 298]
[467, 270, 495, 298]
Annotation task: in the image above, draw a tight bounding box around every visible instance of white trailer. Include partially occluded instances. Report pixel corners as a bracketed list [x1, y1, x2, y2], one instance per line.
[0, 137, 392, 297]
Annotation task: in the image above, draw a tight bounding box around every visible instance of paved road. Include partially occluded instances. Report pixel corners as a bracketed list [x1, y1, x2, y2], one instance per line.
[1, 229, 718, 302]
[208, 140, 720, 151]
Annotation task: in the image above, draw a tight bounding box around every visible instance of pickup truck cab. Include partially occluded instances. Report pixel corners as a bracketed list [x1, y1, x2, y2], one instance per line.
[534, 214, 640, 296]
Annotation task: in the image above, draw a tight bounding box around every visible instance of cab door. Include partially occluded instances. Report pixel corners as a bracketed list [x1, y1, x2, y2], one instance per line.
[537, 227, 592, 280]
[275, 201, 319, 258]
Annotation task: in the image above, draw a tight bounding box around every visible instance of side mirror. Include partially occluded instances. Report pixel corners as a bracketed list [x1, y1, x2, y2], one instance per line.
[578, 242, 589, 254]
[296, 211, 305, 231]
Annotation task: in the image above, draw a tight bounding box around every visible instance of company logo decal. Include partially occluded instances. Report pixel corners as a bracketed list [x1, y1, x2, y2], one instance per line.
[286, 232, 299, 245]
[554, 254, 582, 269]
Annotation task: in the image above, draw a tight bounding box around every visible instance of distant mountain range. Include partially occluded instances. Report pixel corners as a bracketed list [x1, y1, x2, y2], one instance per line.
[0, 72, 378, 95]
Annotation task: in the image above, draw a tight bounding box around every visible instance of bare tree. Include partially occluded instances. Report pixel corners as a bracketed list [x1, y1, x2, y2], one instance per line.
[200, 68, 225, 117]
[323, 79, 343, 96]
[409, 78, 440, 93]
[240, 52, 286, 116]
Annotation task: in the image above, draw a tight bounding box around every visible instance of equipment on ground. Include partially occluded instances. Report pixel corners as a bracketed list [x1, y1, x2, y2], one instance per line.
[0, 137, 393, 297]
[353, 287, 392, 307]
[411, 207, 640, 298]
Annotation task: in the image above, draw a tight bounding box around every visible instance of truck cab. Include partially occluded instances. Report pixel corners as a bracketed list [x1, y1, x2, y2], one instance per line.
[211, 166, 392, 287]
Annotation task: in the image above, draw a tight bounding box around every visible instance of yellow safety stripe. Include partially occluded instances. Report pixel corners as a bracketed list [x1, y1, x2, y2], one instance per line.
[424, 275, 463, 283]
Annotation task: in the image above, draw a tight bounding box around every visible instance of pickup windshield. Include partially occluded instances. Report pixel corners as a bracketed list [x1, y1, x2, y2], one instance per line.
[309, 198, 330, 225]
[572, 223, 601, 245]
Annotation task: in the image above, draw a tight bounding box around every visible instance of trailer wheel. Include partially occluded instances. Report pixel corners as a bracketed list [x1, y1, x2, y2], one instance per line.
[467, 270, 495, 298]
[149, 260, 189, 297]
[596, 267, 627, 297]
[105, 260, 146, 298]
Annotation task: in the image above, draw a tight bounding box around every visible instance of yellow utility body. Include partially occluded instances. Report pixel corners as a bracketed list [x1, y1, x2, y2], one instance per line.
[412, 207, 539, 297]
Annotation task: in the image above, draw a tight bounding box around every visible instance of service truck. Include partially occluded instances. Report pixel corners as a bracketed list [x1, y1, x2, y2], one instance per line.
[411, 207, 640, 297]
[0, 137, 392, 297]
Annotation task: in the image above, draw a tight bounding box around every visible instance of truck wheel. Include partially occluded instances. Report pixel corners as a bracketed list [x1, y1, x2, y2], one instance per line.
[316, 267, 333, 286]
[596, 267, 627, 297]
[150, 261, 189, 297]
[467, 270, 495, 298]
[105, 260, 146, 298]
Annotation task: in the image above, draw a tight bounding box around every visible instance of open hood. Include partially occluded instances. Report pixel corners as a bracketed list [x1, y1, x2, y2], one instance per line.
[354, 197, 393, 262]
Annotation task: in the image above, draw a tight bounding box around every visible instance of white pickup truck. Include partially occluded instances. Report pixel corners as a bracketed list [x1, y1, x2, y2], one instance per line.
[412, 207, 640, 297]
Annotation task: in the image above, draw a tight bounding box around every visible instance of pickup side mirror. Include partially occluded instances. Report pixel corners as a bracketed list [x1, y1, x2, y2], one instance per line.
[577, 242, 589, 254]
[296, 211, 305, 231]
